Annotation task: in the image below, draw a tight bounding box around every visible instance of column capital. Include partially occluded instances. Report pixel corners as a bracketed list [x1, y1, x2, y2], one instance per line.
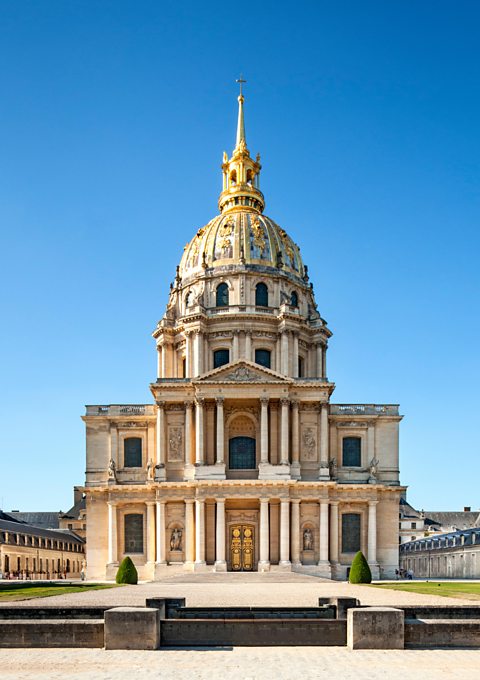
[195, 397, 205, 407]
[290, 399, 299, 409]
[330, 500, 339, 507]
[260, 396, 269, 405]
[260, 497, 270, 504]
[155, 497, 166, 506]
[215, 396, 225, 406]
[193, 328, 202, 336]
[184, 330, 193, 337]
[232, 329, 240, 336]
[215, 497, 226, 504]
[185, 400, 194, 410]
[145, 501, 155, 507]
[319, 499, 330, 506]
[280, 397, 290, 406]
[107, 500, 118, 507]
[368, 500, 379, 507]
[156, 400, 166, 409]
[291, 498, 301, 505]
[185, 498, 195, 506]
[195, 497, 205, 505]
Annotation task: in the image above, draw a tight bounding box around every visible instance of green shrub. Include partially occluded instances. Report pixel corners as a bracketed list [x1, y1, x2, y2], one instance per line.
[348, 551, 372, 584]
[115, 556, 138, 585]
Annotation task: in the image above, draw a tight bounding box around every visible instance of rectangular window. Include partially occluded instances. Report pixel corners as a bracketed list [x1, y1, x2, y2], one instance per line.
[124, 437, 142, 467]
[255, 349, 271, 368]
[411, 522, 417, 529]
[124, 513, 144, 554]
[214, 349, 230, 368]
[342, 513, 361, 553]
[342, 437, 361, 467]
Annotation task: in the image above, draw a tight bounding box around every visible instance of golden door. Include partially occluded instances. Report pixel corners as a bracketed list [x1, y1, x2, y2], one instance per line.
[230, 524, 254, 571]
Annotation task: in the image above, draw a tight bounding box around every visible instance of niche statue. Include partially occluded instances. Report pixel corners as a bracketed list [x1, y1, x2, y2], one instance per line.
[303, 528, 313, 551]
[170, 528, 183, 552]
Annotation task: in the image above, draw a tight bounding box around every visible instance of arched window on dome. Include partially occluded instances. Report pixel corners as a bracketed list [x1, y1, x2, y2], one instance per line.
[246, 169, 255, 186]
[255, 282, 268, 307]
[185, 291, 193, 308]
[216, 282, 229, 307]
[230, 170, 237, 186]
[255, 349, 271, 369]
[290, 290, 298, 307]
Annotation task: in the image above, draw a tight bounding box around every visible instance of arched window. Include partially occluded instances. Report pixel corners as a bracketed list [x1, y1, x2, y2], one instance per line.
[290, 290, 298, 307]
[214, 349, 230, 369]
[342, 513, 361, 553]
[124, 437, 142, 468]
[255, 348, 271, 369]
[124, 513, 144, 554]
[216, 282, 229, 307]
[255, 282, 269, 307]
[185, 291, 193, 307]
[342, 437, 361, 467]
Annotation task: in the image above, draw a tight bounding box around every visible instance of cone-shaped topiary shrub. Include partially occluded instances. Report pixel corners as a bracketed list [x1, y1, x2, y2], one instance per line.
[348, 551, 372, 584]
[115, 556, 138, 585]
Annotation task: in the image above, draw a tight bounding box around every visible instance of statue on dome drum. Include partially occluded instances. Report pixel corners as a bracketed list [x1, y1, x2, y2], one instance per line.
[368, 456, 379, 483]
[146, 459, 155, 482]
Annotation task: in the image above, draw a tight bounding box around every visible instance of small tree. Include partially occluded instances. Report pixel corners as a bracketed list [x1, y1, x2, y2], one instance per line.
[349, 551, 372, 584]
[115, 556, 138, 585]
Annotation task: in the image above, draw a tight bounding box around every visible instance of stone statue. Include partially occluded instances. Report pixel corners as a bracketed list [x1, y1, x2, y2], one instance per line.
[303, 528, 313, 551]
[329, 458, 337, 479]
[170, 528, 182, 551]
[146, 459, 155, 481]
[107, 458, 116, 482]
[369, 456, 379, 480]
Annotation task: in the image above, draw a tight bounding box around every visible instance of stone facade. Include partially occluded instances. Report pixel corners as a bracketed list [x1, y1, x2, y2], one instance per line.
[400, 527, 480, 578]
[82, 90, 404, 581]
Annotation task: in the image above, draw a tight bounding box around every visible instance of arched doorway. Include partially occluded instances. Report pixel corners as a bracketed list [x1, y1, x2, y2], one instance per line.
[229, 436, 256, 470]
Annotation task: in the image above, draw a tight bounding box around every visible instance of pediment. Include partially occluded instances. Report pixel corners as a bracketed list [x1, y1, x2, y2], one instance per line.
[194, 360, 291, 384]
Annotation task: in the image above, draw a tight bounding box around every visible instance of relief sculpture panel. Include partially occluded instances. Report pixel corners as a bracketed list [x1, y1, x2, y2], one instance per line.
[168, 426, 183, 462]
[301, 424, 318, 462]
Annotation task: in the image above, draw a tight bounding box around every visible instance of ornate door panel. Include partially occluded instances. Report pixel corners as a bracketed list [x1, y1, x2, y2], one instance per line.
[230, 524, 255, 571]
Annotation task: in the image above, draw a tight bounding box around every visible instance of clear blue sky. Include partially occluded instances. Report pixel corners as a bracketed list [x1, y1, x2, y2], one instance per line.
[1, 1, 479, 513]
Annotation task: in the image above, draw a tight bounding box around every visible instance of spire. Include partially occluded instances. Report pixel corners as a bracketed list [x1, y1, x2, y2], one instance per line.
[235, 76, 247, 150]
[218, 79, 264, 214]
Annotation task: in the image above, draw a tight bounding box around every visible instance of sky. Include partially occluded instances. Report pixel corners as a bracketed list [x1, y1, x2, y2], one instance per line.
[0, 1, 479, 513]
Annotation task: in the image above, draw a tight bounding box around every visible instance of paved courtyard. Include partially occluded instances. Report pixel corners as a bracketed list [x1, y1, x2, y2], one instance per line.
[3, 573, 480, 679]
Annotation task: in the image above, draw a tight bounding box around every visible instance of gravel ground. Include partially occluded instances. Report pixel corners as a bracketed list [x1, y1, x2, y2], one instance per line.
[1, 572, 475, 608]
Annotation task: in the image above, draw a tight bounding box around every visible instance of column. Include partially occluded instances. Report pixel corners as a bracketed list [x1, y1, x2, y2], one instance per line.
[322, 344, 327, 378]
[216, 398, 224, 465]
[245, 331, 252, 361]
[214, 499, 226, 569]
[259, 498, 270, 569]
[281, 332, 289, 375]
[368, 501, 378, 564]
[194, 331, 203, 376]
[318, 500, 329, 564]
[110, 425, 118, 467]
[156, 402, 165, 467]
[280, 398, 289, 465]
[316, 344, 323, 378]
[232, 331, 239, 361]
[184, 402, 193, 465]
[291, 500, 301, 566]
[156, 500, 166, 564]
[260, 397, 269, 464]
[291, 401, 300, 469]
[107, 502, 117, 564]
[280, 500, 291, 566]
[185, 332, 193, 377]
[319, 403, 329, 467]
[195, 398, 204, 465]
[185, 499, 194, 565]
[275, 336, 281, 372]
[329, 501, 339, 564]
[367, 423, 375, 464]
[157, 346, 162, 379]
[146, 501, 156, 563]
[292, 333, 299, 378]
[161, 342, 168, 377]
[195, 499, 206, 565]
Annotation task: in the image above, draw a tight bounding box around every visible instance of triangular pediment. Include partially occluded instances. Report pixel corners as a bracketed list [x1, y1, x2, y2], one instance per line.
[194, 360, 292, 384]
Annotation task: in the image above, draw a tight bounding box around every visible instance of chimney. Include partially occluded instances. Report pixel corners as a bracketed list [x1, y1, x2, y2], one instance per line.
[464, 506, 471, 512]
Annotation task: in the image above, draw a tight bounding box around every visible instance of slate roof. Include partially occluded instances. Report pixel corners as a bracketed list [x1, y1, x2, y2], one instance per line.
[60, 496, 86, 519]
[0, 517, 84, 544]
[399, 498, 423, 520]
[3, 511, 60, 530]
[423, 511, 480, 530]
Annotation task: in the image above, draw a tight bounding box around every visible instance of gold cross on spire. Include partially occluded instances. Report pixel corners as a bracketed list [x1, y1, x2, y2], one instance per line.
[236, 75, 246, 97]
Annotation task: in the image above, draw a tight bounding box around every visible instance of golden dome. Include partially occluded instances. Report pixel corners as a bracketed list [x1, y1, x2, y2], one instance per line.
[179, 211, 305, 281]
